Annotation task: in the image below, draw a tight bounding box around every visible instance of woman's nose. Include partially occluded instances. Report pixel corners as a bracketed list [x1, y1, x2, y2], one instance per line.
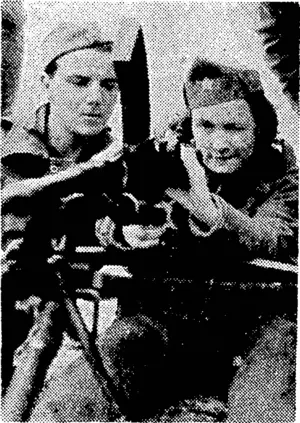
[211, 130, 231, 152]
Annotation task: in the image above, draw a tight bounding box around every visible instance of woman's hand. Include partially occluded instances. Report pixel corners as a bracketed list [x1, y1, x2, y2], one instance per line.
[95, 217, 166, 250]
[122, 225, 166, 249]
[154, 128, 179, 152]
[165, 145, 218, 227]
[95, 216, 131, 251]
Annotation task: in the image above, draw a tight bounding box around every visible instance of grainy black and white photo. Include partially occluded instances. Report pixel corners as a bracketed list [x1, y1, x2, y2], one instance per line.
[1, 1, 299, 421]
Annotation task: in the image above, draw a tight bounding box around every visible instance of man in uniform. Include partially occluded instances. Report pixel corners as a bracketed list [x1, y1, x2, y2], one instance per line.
[2, 22, 124, 249]
[1, 21, 124, 395]
[1, 19, 155, 422]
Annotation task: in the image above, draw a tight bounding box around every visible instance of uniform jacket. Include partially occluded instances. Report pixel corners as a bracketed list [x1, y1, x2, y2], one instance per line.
[0, 104, 124, 382]
[122, 134, 298, 327]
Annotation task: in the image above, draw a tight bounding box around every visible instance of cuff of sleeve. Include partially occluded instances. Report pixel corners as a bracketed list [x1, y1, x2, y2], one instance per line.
[188, 194, 224, 237]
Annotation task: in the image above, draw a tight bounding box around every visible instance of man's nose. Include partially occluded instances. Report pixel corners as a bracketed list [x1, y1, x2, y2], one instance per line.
[86, 81, 104, 104]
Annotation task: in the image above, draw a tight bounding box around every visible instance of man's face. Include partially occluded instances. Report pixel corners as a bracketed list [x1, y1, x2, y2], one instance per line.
[44, 48, 119, 137]
[191, 99, 256, 174]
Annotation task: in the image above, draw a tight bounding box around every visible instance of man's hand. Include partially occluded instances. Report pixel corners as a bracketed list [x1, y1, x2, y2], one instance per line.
[165, 145, 218, 227]
[80, 139, 123, 170]
[1, 238, 24, 274]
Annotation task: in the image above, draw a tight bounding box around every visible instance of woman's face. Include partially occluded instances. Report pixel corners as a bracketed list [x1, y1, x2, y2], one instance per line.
[191, 99, 256, 174]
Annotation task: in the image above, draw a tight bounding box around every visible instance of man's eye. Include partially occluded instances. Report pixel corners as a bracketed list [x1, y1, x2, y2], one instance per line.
[101, 80, 119, 91]
[224, 123, 245, 131]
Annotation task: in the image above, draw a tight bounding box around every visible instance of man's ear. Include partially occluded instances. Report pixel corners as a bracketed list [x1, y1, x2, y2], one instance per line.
[41, 72, 50, 89]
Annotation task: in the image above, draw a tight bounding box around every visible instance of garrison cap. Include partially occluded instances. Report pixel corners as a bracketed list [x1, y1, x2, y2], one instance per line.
[39, 22, 114, 71]
[184, 59, 264, 109]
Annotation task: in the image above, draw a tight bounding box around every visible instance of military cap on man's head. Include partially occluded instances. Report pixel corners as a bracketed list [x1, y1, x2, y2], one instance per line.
[184, 59, 264, 109]
[39, 22, 114, 71]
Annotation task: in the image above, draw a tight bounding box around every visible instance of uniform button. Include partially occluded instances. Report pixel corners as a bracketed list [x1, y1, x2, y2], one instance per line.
[50, 165, 59, 173]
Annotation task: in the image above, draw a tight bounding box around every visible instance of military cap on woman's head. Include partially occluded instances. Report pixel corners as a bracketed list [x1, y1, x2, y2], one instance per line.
[184, 59, 264, 109]
[39, 22, 114, 71]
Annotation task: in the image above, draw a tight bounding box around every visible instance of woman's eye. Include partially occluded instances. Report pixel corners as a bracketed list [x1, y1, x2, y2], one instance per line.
[68, 77, 90, 87]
